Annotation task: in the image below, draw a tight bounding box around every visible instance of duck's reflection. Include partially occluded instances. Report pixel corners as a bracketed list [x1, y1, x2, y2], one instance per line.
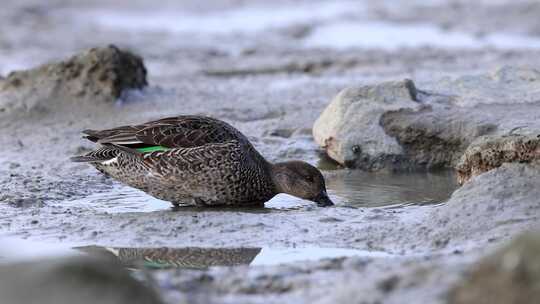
[76, 246, 262, 269]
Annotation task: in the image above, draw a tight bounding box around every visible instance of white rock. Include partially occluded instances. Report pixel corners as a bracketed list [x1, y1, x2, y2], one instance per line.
[313, 79, 421, 168]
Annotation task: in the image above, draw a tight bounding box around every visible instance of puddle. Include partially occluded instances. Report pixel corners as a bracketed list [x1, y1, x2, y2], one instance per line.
[76, 246, 392, 269]
[0, 237, 394, 269]
[58, 185, 304, 213]
[326, 170, 457, 208]
[304, 21, 540, 50]
[251, 246, 392, 266]
[59, 169, 457, 213]
[59, 187, 173, 213]
[0, 237, 79, 263]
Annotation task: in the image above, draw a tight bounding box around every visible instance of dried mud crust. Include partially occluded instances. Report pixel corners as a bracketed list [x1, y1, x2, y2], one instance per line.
[0, 45, 147, 114]
[456, 134, 540, 184]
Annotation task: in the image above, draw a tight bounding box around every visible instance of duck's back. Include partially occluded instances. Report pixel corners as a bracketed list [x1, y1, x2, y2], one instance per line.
[83, 115, 250, 148]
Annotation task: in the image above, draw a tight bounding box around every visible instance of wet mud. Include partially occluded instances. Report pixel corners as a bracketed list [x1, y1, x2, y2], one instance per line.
[1, 1, 540, 303]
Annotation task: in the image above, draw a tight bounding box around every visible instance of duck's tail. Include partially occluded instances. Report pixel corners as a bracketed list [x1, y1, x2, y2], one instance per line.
[70, 146, 120, 163]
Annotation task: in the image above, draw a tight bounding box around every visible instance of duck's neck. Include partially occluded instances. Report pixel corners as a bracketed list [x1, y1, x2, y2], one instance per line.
[249, 145, 291, 196]
[269, 162, 294, 194]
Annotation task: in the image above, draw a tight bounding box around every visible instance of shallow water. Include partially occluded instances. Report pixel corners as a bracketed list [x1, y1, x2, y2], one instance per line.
[59, 169, 457, 213]
[327, 170, 457, 208]
[304, 21, 540, 50]
[77, 245, 393, 269]
[69, 3, 540, 51]
[0, 237, 394, 269]
[58, 187, 173, 214]
[74, 2, 361, 35]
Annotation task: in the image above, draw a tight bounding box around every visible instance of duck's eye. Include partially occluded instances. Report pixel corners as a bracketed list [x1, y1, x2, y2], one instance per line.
[305, 175, 314, 182]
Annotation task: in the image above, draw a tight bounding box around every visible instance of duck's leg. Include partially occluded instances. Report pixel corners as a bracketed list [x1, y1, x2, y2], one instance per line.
[169, 196, 197, 208]
[194, 198, 211, 207]
[243, 201, 265, 208]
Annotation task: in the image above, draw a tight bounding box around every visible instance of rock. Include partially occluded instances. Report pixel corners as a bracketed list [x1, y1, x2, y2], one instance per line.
[314, 66, 540, 171]
[0, 45, 147, 115]
[456, 134, 540, 184]
[313, 79, 421, 169]
[0, 255, 164, 304]
[449, 232, 540, 304]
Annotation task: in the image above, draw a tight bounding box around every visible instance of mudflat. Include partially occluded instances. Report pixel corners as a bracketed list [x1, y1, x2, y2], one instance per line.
[1, 1, 540, 303]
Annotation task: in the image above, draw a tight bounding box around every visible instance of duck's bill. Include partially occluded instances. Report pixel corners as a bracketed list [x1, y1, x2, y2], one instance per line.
[313, 191, 334, 207]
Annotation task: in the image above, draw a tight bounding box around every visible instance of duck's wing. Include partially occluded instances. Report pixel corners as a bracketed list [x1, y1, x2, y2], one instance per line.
[83, 116, 248, 149]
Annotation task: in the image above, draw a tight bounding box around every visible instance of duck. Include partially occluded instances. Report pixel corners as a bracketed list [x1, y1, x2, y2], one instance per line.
[71, 115, 334, 207]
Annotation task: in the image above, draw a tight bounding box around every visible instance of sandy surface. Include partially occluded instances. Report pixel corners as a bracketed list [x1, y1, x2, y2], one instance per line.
[1, 1, 540, 303]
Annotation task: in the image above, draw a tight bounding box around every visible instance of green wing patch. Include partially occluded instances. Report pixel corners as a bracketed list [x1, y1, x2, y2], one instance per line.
[136, 146, 170, 153]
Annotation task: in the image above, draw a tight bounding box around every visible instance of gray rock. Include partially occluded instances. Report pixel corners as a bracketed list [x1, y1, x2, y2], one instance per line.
[0, 255, 164, 304]
[449, 232, 540, 304]
[0, 45, 147, 115]
[313, 79, 421, 169]
[314, 66, 540, 171]
[380, 104, 492, 170]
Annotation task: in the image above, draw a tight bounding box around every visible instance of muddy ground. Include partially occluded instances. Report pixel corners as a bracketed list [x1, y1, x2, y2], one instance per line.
[1, 1, 540, 303]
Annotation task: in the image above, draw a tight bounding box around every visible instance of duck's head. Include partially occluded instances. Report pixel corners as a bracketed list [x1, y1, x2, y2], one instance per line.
[271, 161, 334, 207]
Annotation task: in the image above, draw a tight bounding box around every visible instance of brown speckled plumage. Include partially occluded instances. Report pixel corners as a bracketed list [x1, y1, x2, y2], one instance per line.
[72, 115, 334, 207]
[77, 246, 261, 269]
